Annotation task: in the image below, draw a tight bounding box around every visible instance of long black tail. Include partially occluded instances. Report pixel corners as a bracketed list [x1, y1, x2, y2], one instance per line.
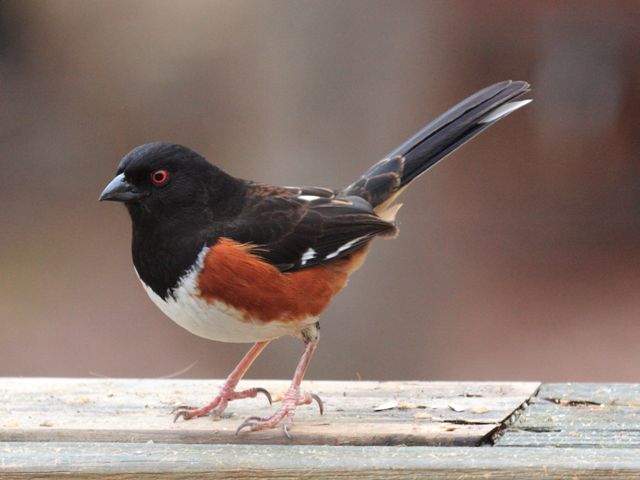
[342, 80, 530, 212]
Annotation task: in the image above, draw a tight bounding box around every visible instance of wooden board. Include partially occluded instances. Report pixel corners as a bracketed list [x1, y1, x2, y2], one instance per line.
[0, 378, 538, 446]
[6, 380, 640, 478]
[2, 443, 640, 479]
[495, 383, 640, 448]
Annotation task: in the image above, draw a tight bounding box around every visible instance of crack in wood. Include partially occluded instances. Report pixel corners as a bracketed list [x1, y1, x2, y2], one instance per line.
[541, 397, 603, 407]
[486, 383, 542, 446]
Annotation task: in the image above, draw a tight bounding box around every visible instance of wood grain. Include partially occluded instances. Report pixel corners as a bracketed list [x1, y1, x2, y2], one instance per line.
[496, 383, 640, 448]
[2, 443, 640, 479]
[0, 378, 538, 446]
[6, 380, 640, 478]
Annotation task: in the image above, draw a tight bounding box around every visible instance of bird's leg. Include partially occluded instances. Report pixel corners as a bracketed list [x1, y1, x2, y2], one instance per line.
[173, 340, 272, 421]
[236, 326, 322, 438]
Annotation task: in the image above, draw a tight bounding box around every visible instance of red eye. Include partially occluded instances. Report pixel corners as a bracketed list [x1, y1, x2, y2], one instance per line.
[151, 169, 169, 186]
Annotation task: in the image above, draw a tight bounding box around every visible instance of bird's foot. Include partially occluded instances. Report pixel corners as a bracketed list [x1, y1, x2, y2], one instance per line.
[236, 388, 323, 439]
[173, 386, 272, 422]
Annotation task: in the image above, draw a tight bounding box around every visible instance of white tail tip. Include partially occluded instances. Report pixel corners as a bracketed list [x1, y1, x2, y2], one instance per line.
[480, 99, 532, 124]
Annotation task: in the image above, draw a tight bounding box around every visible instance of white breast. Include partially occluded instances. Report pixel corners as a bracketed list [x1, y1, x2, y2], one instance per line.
[137, 247, 315, 343]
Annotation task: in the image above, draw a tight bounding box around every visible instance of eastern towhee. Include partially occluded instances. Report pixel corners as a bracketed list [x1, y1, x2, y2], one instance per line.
[100, 80, 530, 437]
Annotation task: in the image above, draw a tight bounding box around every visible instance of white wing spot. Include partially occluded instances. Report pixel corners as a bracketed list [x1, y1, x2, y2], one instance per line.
[325, 236, 368, 260]
[480, 99, 531, 123]
[300, 248, 316, 266]
[298, 195, 322, 202]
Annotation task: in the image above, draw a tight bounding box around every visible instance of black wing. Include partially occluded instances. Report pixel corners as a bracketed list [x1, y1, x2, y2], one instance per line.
[223, 184, 395, 271]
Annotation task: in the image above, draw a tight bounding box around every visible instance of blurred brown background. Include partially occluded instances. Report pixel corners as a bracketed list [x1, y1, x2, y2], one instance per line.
[1, 0, 639, 382]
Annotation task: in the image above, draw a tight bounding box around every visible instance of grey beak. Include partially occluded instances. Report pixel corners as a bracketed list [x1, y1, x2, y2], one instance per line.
[99, 173, 144, 202]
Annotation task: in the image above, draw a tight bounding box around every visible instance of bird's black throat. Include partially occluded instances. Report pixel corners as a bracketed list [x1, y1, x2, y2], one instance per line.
[125, 164, 248, 301]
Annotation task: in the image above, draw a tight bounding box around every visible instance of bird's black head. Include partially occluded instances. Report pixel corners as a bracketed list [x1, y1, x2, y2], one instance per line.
[100, 142, 245, 223]
[101, 142, 247, 298]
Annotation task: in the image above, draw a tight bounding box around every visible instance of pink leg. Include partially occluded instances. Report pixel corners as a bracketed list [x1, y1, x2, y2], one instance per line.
[236, 336, 323, 439]
[173, 340, 271, 421]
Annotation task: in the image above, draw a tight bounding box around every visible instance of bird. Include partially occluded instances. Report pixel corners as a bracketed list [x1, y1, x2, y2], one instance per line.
[100, 80, 531, 438]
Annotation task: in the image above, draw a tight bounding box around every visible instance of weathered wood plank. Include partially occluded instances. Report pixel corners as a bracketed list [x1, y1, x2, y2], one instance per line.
[538, 383, 640, 405]
[506, 403, 640, 431]
[495, 383, 640, 448]
[0, 378, 538, 446]
[496, 430, 640, 448]
[2, 443, 640, 479]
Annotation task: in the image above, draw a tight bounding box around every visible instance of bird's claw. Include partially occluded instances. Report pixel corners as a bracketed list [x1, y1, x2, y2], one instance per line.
[253, 387, 273, 405]
[235, 416, 263, 435]
[235, 390, 323, 438]
[171, 386, 272, 423]
[173, 405, 203, 423]
[311, 393, 324, 415]
[171, 404, 193, 414]
[173, 409, 189, 423]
